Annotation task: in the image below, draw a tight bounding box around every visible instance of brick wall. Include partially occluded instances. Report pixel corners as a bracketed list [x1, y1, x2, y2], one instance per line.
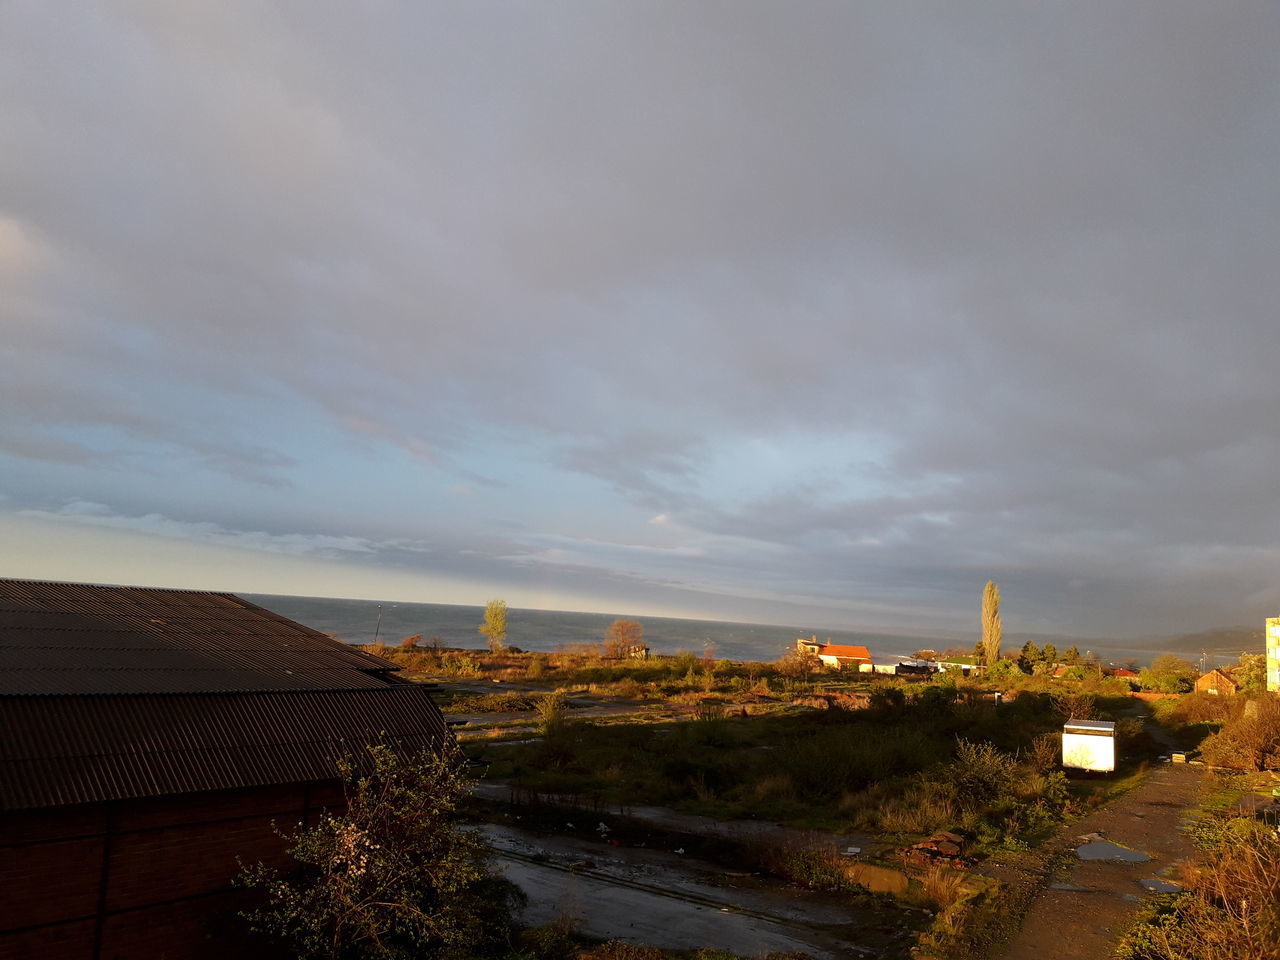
[0, 781, 345, 960]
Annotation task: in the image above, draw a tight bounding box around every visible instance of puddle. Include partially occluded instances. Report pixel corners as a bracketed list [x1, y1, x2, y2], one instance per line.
[1075, 840, 1151, 863]
[477, 823, 905, 959]
[1139, 878, 1182, 893]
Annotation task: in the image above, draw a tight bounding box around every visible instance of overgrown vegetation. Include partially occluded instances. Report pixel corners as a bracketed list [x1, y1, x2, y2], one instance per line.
[508, 935, 816, 960]
[1115, 774, 1280, 960]
[237, 745, 521, 959]
[482, 678, 1114, 847]
[1198, 694, 1280, 770]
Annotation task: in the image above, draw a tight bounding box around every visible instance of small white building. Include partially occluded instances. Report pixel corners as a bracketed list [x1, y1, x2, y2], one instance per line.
[1062, 719, 1116, 773]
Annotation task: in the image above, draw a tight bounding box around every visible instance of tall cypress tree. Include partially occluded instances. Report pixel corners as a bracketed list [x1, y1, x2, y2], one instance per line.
[982, 580, 1003, 667]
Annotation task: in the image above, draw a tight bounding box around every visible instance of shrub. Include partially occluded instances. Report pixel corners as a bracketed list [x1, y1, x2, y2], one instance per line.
[536, 692, 570, 739]
[525, 655, 549, 680]
[775, 647, 821, 679]
[1170, 692, 1231, 725]
[1115, 821, 1280, 959]
[946, 740, 1020, 813]
[872, 782, 958, 834]
[670, 650, 700, 677]
[984, 658, 1023, 683]
[440, 654, 482, 678]
[237, 745, 522, 959]
[1199, 695, 1280, 771]
[1025, 733, 1061, 773]
[760, 839, 863, 892]
[609, 677, 645, 700]
[1051, 691, 1096, 721]
[691, 700, 732, 746]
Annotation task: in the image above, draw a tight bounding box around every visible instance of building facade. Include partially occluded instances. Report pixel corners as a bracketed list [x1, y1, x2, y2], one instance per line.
[0, 580, 452, 960]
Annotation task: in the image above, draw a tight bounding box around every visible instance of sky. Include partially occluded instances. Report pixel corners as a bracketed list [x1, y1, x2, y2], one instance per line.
[2, 2, 1278, 639]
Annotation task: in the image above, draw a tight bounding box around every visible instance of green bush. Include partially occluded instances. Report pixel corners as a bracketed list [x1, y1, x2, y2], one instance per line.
[537, 692, 570, 738]
[946, 740, 1020, 812]
[237, 745, 522, 959]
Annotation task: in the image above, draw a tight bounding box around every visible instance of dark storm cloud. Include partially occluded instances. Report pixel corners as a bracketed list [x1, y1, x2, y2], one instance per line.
[1, 2, 1278, 635]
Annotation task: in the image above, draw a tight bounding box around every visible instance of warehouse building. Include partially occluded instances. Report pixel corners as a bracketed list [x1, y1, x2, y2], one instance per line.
[0, 579, 451, 960]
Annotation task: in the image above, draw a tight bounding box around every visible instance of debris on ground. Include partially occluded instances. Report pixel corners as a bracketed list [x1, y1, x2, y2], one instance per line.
[900, 831, 971, 867]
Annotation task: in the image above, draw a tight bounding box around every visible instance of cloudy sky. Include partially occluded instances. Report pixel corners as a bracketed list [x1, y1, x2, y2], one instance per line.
[2, 2, 1277, 638]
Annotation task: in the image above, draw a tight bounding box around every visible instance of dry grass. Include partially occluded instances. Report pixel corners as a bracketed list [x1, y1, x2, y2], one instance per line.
[872, 785, 958, 835]
[1118, 825, 1280, 960]
[750, 773, 796, 804]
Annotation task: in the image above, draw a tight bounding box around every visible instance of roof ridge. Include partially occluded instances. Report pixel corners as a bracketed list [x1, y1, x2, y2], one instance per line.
[0, 577, 244, 598]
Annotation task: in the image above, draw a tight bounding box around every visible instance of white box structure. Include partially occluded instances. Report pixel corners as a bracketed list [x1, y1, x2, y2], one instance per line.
[1062, 720, 1116, 773]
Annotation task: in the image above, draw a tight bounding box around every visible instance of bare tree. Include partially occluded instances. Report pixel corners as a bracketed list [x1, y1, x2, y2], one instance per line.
[775, 646, 821, 679]
[603, 618, 644, 658]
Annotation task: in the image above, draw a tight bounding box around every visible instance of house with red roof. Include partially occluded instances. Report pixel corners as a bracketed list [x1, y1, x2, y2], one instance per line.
[794, 636, 872, 670]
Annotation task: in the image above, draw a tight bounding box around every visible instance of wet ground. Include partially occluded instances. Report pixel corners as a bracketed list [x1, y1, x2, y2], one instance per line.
[474, 780, 879, 853]
[994, 763, 1205, 960]
[1073, 838, 1150, 863]
[481, 822, 914, 958]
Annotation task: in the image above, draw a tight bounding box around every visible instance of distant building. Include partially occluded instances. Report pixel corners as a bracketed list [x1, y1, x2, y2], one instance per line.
[0, 579, 452, 960]
[1267, 617, 1280, 692]
[893, 659, 936, 676]
[816, 643, 872, 670]
[796, 635, 824, 655]
[793, 637, 872, 670]
[933, 659, 977, 676]
[1195, 668, 1239, 697]
[1062, 719, 1116, 773]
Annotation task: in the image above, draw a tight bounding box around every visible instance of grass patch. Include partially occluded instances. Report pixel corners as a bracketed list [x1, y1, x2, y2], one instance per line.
[443, 691, 542, 713]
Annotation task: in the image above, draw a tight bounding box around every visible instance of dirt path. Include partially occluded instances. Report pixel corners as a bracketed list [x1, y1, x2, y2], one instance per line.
[993, 763, 1207, 960]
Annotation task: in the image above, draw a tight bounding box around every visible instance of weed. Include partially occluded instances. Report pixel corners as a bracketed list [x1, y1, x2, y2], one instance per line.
[537, 692, 570, 739]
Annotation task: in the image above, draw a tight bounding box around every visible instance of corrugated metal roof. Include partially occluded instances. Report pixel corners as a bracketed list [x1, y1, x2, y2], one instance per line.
[0, 686, 450, 810]
[0, 580, 453, 810]
[0, 579, 395, 695]
[0, 668, 397, 695]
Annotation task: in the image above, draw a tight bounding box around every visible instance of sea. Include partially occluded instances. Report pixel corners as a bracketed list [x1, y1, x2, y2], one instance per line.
[243, 592, 1191, 667]
[243, 593, 937, 663]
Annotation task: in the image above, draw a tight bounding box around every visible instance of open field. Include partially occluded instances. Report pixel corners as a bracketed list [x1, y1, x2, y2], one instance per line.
[361, 645, 1277, 958]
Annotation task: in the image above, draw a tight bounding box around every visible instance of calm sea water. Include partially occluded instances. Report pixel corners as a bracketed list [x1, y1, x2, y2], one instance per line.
[244, 593, 1206, 667]
[243, 593, 935, 663]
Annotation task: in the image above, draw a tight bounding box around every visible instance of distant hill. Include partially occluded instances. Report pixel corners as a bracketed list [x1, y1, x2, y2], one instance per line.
[1129, 625, 1265, 655]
